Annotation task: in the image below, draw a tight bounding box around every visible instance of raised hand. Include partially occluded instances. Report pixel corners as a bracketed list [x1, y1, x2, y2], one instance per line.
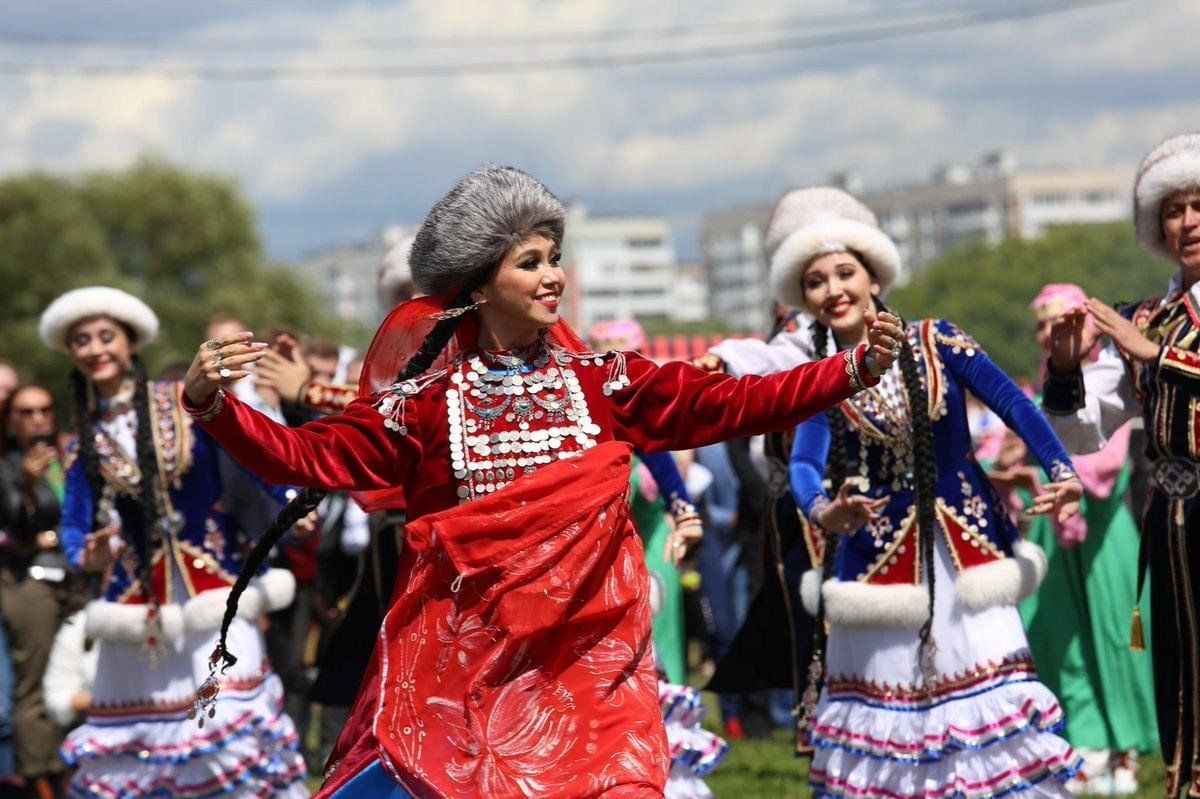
[664, 516, 703, 566]
[255, 335, 313, 404]
[1047, 308, 1101, 371]
[1085, 297, 1158, 364]
[184, 332, 268, 406]
[864, 310, 905, 372]
[815, 479, 889, 533]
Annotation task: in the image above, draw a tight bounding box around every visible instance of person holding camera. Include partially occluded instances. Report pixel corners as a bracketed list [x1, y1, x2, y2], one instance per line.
[0, 383, 72, 796]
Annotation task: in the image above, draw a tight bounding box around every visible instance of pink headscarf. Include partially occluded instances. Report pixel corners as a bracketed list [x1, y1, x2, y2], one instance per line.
[1030, 282, 1101, 364]
[1030, 282, 1087, 322]
[588, 318, 647, 353]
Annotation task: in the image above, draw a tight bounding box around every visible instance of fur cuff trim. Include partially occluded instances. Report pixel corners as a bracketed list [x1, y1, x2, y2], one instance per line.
[822, 579, 930, 629]
[84, 601, 184, 644]
[954, 540, 1047, 612]
[800, 568, 823, 617]
[183, 569, 297, 632]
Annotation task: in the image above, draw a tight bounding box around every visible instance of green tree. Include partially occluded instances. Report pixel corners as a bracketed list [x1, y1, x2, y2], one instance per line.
[888, 223, 1176, 379]
[0, 157, 346, 392]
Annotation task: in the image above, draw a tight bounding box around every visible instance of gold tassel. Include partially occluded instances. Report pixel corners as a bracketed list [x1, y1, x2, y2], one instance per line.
[1129, 606, 1146, 652]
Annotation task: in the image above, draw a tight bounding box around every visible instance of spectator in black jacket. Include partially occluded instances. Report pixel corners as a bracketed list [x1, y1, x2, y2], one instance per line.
[0, 384, 71, 796]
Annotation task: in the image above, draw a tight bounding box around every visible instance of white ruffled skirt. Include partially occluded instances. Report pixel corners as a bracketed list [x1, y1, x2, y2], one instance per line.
[810, 538, 1080, 799]
[61, 614, 309, 799]
[660, 681, 728, 799]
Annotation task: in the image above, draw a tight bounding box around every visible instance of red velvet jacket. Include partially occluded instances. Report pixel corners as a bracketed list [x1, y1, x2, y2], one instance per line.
[185, 341, 872, 797]
[191, 345, 871, 526]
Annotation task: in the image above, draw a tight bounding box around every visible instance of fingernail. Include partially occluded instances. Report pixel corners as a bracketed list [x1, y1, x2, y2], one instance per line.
[252, 342, 269, 350]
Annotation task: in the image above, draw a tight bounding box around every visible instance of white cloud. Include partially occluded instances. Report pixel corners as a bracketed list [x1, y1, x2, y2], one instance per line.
[0, 0, 1192, 252]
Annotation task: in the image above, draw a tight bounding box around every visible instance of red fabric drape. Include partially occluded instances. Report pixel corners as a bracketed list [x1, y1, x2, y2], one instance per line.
[321, 441, 668, 799]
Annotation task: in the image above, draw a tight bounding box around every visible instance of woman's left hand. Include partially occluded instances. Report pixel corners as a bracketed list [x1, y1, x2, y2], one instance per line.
[1085, 297, 1158, 363]
[864, 310, 905, 372]
[665, 517, 703, 566]
[183, 332, 269, 406]
[1027, 477, 1083, 524]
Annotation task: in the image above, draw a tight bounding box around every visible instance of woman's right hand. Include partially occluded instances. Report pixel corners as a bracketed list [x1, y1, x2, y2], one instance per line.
[22, 442, 57, 486]
[184, 332, 269, 406]
[815, 480, 888, 533]
[1047, 308, 1101, 371]
[80, 524, 120, 574]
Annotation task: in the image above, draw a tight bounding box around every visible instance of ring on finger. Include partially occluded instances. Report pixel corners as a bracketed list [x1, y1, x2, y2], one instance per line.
[206, 339, 221, 351]
[219, 366, 233, 379]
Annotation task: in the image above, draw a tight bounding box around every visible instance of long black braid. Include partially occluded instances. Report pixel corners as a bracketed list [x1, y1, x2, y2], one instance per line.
[208, 287, 478, 675]
[70, 353, 164, 610]
[797, 319, 854, 749]
[874, 298, 939, 660]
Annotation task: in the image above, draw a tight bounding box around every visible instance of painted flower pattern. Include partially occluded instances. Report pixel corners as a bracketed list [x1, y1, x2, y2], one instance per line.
[426, 669, 579, 798]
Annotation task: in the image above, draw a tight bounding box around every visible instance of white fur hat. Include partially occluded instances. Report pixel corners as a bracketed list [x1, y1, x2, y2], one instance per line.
[39, 286, 159, 352]
[1134, 132, 1200, 260]
[377, 234, 415, 307]
[766, 186, 902, 309]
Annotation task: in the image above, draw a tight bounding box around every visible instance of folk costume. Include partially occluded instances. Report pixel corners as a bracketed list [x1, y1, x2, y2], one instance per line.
[1014, 285, 1158, 793]
[792, 317, 1081, 799]
[725, 187, 1080, 797]
[1043, 133, 1200, 798]
[39, 287, 308, 799]
[184, 167, 883, 799]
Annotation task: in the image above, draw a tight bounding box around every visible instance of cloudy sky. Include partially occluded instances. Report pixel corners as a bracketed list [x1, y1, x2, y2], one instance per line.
[0, 0, 1194, 261]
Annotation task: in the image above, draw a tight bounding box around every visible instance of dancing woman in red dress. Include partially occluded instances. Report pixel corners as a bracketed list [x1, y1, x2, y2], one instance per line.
[180, 167, 905, 798]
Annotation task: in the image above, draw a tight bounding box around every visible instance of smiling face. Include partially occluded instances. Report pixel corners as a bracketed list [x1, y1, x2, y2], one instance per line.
[66, 315, 134, 393]
[473, 234, 565, 347]
[1162, 189, 1200, 281]
[800, 250, 880, 342]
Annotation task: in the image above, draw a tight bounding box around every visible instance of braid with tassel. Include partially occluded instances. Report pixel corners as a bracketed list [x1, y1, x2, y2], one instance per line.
[194, 287, 477, 722]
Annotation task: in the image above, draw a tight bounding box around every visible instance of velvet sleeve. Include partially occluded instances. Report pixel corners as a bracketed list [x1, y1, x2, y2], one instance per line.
[935, 320, 1075, 480]
[186, 388, 418, 492]
[611, 348, 870, 453]
[59, 457, 93, 569]
[789, 413, 833, 523]
[639, 451, 692, 516]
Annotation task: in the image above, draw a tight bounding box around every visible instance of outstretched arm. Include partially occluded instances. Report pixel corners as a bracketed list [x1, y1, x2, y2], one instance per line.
[613, 312, 903, 452]
[184, 389, 416, 492]
[181, 330, 416, 492]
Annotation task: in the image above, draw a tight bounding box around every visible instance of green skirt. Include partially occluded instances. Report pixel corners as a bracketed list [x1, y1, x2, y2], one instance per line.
[1019, 463, 1159, 752]
[630, 459, 686, 684]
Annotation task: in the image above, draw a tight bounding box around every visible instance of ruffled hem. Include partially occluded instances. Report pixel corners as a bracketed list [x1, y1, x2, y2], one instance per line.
[812, 680, 1067, 762]
[660, 682, 728, 777]
[62, 673, 308, 799]
[810, 678, 1080, 798]
[811, 740, 1080, 799]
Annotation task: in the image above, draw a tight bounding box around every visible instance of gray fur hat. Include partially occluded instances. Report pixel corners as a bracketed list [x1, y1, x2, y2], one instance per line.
[1134, 132, 1200, 261]
[410, 167, 566, 296]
